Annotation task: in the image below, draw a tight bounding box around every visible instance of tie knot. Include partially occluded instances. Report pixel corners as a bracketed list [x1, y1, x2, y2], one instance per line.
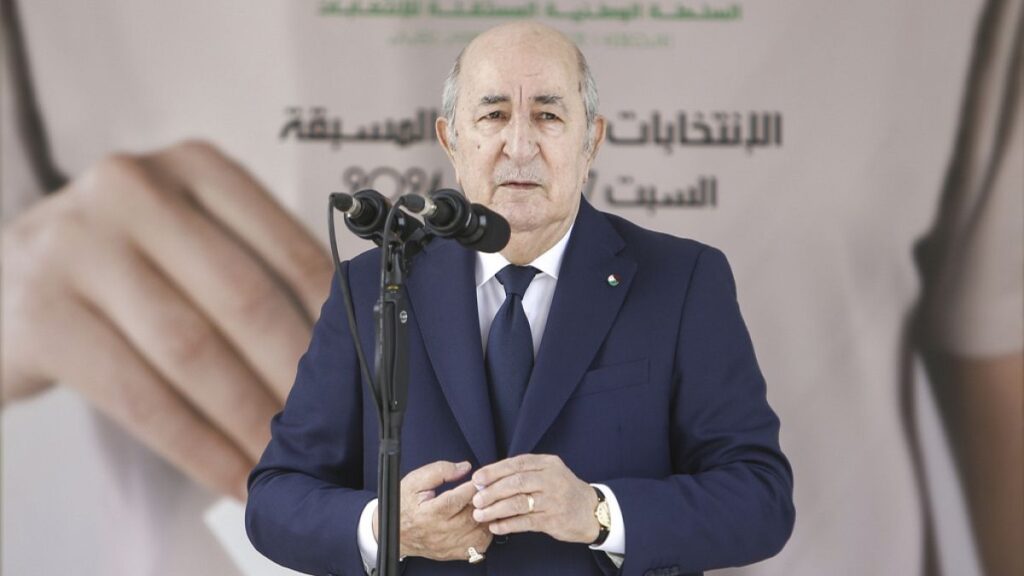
[495, 265, 539, 298]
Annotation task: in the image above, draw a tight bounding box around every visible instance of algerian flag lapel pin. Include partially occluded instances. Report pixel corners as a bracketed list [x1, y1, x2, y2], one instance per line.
[607, 274, 620, 287]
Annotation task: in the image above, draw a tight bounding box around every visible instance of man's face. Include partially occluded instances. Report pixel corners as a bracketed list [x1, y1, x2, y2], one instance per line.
[437, 28, 603, 235]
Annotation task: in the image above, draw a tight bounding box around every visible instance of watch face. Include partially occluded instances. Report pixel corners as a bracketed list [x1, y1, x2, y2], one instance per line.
[596, 502, 612, 528]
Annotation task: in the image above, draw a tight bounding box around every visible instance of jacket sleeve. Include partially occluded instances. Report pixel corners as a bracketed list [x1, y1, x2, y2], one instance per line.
[246, 263, 376, 576]
[604, 247, 795, 575]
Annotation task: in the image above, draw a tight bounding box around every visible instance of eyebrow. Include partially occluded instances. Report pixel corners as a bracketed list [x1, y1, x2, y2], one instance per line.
[478, 94, 510, 106]
[476, 94, 567, 109]
[532, 94, 565, 108]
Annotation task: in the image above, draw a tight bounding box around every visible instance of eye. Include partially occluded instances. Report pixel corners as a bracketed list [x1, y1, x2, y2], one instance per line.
[479, 110, 505, 121]
[537, 111, 560, 121]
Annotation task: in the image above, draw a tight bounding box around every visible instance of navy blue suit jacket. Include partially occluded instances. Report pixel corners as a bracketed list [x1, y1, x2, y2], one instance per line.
[246, 199, 794, 576]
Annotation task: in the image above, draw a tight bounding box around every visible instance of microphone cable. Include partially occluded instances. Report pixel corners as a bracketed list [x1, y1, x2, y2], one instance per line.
[327, 196, 375, 394]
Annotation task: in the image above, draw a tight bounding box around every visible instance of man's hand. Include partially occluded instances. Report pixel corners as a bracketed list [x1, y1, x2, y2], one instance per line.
[372, 460, 493, 561]
[471, 454, 599, 544]
[1, 140, 332, 500]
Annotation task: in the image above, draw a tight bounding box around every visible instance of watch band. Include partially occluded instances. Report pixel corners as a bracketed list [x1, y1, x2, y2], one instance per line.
[591, 486, 610, 547]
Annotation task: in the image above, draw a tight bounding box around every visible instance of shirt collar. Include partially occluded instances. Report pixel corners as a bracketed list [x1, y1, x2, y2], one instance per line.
[475, 224, 574, 288]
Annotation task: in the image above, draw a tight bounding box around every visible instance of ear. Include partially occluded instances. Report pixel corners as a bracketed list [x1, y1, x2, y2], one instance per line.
[436, 116, 457, 163]
[436, 116, 462, 185]
[584, 114, 606, 167]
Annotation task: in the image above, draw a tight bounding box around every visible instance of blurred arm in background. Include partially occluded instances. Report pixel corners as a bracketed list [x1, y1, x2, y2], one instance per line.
[915, 2, 1023, 574]
[928, 354, 1022, 576]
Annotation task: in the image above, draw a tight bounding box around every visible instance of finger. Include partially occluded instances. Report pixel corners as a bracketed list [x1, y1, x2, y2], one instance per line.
[146, 141, 333, 319]
[488, 512, 539, 536]
[472, 454, 550, 488]
[86, 155, 312, 401]
[403, 460, 472, 493]
[1, 217, 60, 402]
[472, 470, 544, 509]
[422, 479, 478, 519]
[72, 234, 279, 461]
[473, 493, 537, 523]
[50, 290, 253, 500]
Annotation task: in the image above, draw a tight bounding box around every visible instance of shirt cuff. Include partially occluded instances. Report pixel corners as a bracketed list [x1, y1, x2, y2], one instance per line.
[357, 498, 378, 574]
[588, 483, 625, 556]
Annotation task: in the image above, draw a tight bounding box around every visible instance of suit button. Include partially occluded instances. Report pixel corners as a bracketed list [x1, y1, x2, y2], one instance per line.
[494, 535, 509, 545]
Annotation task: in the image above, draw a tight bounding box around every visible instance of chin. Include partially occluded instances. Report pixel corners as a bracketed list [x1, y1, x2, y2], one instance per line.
[492, 199, 547, 232]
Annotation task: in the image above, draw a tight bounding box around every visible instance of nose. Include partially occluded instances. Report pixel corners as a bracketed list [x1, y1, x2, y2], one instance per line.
[501, 112, 538, 164]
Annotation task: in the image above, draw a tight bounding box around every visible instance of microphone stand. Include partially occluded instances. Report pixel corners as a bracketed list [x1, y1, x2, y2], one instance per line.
[372, 199, 427, 576]
[373, 248, 407, 576]
[330, 190, 504, 576]
[329, 193, 429, 576]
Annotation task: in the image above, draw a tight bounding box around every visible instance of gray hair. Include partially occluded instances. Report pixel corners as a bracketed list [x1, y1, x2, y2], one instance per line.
[441, 44, 600, 151]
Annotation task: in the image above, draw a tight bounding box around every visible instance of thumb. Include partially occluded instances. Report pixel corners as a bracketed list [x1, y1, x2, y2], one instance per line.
[402, 460, 472, 493]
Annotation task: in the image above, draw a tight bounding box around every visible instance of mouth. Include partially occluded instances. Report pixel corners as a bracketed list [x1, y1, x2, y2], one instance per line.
[497, 181, 542, 190]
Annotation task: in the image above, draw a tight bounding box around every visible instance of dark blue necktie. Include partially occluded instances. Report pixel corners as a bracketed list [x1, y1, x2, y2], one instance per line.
[486, 265, 540, 457]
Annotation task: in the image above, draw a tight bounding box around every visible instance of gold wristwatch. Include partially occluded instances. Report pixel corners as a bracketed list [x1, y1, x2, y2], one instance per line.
[591, 486, 611, 546]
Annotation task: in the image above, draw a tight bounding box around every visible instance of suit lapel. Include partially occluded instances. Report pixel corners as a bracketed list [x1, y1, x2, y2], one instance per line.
[405, 240, 498, 465]
[509, 201, 637, 456]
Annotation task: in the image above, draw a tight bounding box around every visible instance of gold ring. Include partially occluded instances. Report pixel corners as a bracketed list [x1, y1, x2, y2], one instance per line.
[526, 494, 535, 513]
[467, 546, 485, 564]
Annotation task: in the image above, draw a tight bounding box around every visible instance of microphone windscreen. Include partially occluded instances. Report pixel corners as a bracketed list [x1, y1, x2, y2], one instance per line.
[466, 204, 511, 253]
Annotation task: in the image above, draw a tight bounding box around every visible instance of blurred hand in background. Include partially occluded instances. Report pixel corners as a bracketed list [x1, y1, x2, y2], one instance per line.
[1, 140, 332, 500]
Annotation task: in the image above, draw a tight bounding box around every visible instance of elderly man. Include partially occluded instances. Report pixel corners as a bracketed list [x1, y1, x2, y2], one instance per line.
[246, 21, 794, 576]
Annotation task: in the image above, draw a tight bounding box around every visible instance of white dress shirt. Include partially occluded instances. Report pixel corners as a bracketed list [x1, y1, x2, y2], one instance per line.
[358, 226, 626, 569]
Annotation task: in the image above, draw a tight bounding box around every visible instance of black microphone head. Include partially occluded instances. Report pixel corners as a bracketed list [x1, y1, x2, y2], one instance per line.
[457, 203, 510, 253]
[425, 189, 469, 237]
[345, 189, 389, 238]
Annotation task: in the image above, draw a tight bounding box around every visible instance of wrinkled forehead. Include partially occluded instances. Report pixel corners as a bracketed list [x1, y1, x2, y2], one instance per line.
[459, 36, 582, 109]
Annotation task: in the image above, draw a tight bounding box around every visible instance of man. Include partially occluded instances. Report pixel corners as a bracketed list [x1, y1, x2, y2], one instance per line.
[246, 22, 794, 576]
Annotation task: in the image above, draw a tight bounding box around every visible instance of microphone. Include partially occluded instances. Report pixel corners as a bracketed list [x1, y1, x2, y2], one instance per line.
[403, 189, 510, 253]
[331, 189, 422, 245]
